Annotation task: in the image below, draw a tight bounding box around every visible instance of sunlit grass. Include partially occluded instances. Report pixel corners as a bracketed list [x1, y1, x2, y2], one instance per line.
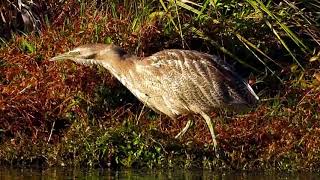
[0, 0, 319, 171]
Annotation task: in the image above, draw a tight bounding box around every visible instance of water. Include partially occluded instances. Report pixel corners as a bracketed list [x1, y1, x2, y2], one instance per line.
[0, 168, 319, 179]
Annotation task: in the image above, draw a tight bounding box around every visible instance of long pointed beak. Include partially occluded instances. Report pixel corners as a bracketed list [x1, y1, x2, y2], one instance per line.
[50, 53, 70, 61]
[50, 52, 78, 61]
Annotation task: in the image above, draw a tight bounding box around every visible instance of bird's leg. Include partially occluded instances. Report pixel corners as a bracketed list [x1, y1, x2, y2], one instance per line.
[199, 112, 217, 149]
[175, 117, 193, 139]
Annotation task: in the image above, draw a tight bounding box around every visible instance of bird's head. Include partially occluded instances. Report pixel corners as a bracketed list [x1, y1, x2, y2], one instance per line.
[50, 43, 127, 65]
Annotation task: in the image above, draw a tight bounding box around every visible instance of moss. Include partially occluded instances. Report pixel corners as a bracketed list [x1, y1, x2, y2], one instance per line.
[0, 0, 319, 171]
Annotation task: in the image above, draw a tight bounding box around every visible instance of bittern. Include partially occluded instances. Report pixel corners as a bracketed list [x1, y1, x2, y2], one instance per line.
[51, 43, 259, 150]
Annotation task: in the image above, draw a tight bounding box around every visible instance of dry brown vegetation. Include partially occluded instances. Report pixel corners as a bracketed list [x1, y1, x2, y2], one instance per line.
[0, 0, 319, 171]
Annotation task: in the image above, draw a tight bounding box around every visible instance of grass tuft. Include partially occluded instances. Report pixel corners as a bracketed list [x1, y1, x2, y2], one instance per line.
[0, 0, 319, 171]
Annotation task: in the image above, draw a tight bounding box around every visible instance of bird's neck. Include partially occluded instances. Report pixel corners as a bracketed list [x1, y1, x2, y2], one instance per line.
[99, 55, 136, 85]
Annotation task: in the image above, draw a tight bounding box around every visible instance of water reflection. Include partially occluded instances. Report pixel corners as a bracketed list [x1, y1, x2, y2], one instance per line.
[0, 168, 319, 179]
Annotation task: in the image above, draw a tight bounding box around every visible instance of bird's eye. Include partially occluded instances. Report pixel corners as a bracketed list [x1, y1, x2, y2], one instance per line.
[85, 53, 97, 59]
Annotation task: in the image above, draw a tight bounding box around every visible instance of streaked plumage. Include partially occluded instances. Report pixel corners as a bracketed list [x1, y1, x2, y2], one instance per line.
[51, 43, 259, 149]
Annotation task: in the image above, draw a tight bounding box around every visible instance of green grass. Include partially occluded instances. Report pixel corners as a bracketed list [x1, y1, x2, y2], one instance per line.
[0, 0, 319, 171]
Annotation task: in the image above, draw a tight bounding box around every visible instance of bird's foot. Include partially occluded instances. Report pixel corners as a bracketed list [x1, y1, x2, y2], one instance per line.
[175, 119, 193, 139]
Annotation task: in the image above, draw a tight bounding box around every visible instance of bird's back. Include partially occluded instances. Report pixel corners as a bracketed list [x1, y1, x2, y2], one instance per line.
[119, 49, 259, 118]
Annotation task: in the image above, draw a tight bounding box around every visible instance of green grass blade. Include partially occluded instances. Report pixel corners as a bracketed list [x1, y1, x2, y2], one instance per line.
[173, 1, 186, 47]
[159, 0, 168, 11]
[197, 0, 210, 19]
[235, 33, 282, 68]
[158, 0, 179, 31]
[235, 33, 283, 83]
[190, 27, 260, 72]
[265, 20, 304, 70]
[175, 1, 201, 15]
[247, 0, 309, 53]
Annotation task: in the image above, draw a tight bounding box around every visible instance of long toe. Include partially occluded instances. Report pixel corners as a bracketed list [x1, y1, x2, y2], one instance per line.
[175, 119, 193, 139]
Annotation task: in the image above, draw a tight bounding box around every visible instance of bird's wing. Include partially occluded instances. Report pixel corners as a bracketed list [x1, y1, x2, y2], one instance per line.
[135, 49, 258, 114]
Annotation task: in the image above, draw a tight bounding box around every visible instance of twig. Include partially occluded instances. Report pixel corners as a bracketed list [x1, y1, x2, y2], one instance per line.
[136, 103, 146, 125]
[47, 120, 55, 144]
